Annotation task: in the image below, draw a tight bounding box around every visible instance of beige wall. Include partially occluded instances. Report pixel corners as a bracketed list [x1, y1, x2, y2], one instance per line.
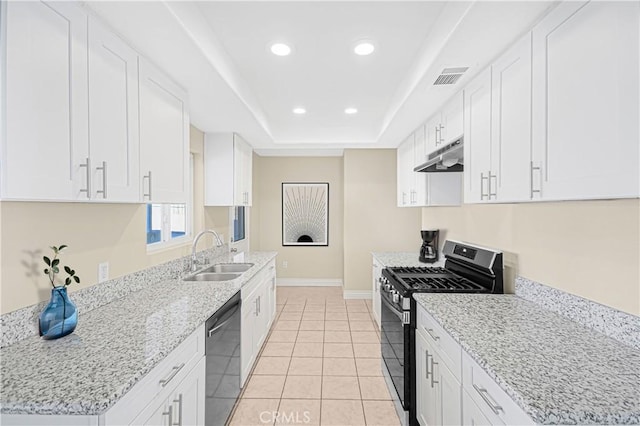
[343, 149, 422, 292]
[251, 156, 344, 279]
[0, 125, 227, 314]
[422, 199, 640, 315]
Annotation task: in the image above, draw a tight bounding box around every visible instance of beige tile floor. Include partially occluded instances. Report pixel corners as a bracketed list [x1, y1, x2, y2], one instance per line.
[229, 286, 401, 426]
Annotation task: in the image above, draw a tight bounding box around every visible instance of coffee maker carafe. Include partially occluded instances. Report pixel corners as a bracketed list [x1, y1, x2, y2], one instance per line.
[419, 230, 439, 263]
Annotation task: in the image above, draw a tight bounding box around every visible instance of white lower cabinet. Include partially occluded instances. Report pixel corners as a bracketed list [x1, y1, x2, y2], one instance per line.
[415, 307, 462, 426]
[241, 260, 277, 386]
[133, 357, 205, 426]
[416, 304, 533, 426]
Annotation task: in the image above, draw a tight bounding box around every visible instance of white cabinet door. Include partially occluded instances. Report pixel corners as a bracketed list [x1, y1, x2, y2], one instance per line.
[490, 33, 532, 202]
[441, 93, 464, 144]
[396, 137, 413, 207]
[414, 124, 427, 166]
[240, 288, 258, 387]
[438, 359, 462, 425]
[3, 1, 88, 200]
[425, 114, 442, 156]
[532, 0, 640, 200]
[463, 68, 492, 204]
[462, 389, 492, 426]
[204, 133, 253, 207]
[139, 58, 189, 204]
[172, 357, 205, 426]
[415, 329, 438, 426]
[87, 17, 140, 202]
[233, 135, 253, 206]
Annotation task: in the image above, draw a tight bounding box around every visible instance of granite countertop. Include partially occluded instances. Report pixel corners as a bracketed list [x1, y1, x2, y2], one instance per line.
[0, 252, 277, 416]
[413, 293, 640, 425]
[372, 252, 444, 268]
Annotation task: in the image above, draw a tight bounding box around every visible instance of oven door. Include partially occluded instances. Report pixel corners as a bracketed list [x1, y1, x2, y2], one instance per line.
[380, 290, 410, 410]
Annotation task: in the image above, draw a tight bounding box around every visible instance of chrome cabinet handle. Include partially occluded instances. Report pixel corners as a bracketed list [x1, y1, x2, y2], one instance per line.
[143, 171, 152, 200]
[159, 363, 185, 387]
[438, 124, 445, 144]
[79, 157, 91, 199]
[258, 296, 261, 315]
[480, 172, 488, 200]
[488, 171, 497, 200]
[402, 192, 407, 205]
[435, 126, 440, 146]
[430, 357, 439, 387]
[530, 162, 542, 199]
[473, 384, 504, 415]
[162, 405, 173, 426]
[254, 298, 259, 316]
[96, 161, 107, 199]
[425, 328, 440, 341]
[173, 394, 183, 426]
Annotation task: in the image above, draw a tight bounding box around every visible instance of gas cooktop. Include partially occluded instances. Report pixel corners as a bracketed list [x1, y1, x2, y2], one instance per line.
[381, 240, 504, 296]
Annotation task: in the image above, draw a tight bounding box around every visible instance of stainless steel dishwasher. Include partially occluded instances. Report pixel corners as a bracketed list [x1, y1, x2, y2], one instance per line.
[205, 291, 241, 426]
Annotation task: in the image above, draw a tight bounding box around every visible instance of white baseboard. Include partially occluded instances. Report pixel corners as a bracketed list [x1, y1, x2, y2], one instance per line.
[343, 290, 373, 300]
[277, 278, 343, 287]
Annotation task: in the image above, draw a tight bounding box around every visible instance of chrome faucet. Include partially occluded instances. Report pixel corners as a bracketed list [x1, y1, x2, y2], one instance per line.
[191, 229, 224, 272]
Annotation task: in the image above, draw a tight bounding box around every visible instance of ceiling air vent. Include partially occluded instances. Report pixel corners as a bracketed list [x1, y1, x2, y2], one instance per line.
[433, 67, 469, 85]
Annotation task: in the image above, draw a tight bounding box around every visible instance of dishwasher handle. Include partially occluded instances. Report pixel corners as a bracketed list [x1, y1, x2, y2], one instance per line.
[207, 304, 239, 337]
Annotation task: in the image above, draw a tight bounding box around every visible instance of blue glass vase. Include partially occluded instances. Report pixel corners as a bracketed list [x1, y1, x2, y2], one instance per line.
[39, 286, 77, 340]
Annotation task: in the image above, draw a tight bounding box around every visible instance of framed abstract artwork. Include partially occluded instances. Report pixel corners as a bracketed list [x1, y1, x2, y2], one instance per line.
[282, 182, 329, 246]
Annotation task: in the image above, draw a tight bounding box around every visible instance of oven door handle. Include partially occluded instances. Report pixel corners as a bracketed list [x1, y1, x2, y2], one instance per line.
[380, 293, 404, 321]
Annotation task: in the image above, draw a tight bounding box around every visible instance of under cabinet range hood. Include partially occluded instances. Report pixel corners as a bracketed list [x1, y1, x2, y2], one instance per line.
[414, 137, 463, 173]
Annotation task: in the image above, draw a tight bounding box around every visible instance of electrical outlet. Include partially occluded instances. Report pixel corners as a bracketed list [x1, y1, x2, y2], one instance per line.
[282, 260, 288, 269]
[98, 262, 109, 283]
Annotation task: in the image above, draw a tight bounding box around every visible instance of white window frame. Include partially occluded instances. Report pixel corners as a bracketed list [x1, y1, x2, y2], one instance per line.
[147, 155, 194, 252]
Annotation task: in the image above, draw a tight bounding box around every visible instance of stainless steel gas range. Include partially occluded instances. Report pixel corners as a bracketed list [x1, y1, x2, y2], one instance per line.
[379, 240, 504, 426]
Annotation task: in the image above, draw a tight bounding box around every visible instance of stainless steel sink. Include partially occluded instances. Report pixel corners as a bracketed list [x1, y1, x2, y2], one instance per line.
[199, 263, 254, 273]
[183, 272, 241, 282]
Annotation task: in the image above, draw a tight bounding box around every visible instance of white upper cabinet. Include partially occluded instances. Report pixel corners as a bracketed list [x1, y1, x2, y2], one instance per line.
[2, 1, 89, 200]
[423, 92, 464, 158]
[531, 0, 639, 200]
[464, 33, 532, 204]
[490, 32, 532, 202]
[440, 94, 464, 146]
[463, 67, 493, 204]
[139, 58, 190, 204]
[88, 17, 140, 202]
[397, 134, 462, 208]
[204, 133, 253, 206]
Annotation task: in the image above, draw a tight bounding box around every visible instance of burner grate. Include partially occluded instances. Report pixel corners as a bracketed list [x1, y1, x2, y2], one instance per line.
[391, 266, 448, 274]
[405, 276, 486, 292]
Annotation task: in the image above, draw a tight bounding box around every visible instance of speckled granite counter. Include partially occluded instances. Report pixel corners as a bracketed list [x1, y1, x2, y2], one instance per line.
[372, 252, 444, 268]
[0, 252, 277, 416]
[413, 293, 640, 425]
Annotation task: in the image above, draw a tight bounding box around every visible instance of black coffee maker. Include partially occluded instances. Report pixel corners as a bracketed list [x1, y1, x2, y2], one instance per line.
[419, 230, 439, 263]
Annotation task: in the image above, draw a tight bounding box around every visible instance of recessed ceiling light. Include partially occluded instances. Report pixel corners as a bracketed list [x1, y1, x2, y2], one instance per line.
[354, 41, 375, 56]
[344, 107, 358, 114]
[293, 107, 306, 115]
[270, 43, 292, 56]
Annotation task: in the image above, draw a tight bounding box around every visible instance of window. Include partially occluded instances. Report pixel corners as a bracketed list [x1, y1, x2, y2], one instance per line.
[233, 206, 246, 242]
[146, 204, 188, 244]
[146, 155, 193, 249]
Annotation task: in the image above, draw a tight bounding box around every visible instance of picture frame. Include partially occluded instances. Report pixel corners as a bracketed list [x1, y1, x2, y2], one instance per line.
[282, 182, 329, 246]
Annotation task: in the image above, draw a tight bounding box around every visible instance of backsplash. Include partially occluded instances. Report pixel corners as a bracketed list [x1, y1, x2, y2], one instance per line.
[0, 245, 230, 348]
[515, 276, 640, 350]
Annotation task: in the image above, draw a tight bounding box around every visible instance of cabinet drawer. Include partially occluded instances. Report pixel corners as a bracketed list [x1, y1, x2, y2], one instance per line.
[105, 325, 204, 425]
[462, 351, 534, 425]
[416, 305, 461, 380]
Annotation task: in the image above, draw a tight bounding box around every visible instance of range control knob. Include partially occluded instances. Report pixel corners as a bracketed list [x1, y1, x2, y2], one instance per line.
[383, 283, 392, 292]
[392, 291, 400, 303]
